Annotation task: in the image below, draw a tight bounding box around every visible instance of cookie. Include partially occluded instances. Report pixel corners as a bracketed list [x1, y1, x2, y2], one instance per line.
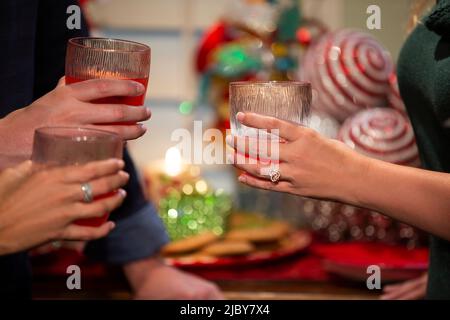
[226, 221, 291, 243]
[200, 240, 255, 256]
[162, 232, 219, 255]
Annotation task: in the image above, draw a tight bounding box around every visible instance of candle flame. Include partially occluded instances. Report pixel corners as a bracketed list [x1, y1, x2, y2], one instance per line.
[164, 147, 183, 177]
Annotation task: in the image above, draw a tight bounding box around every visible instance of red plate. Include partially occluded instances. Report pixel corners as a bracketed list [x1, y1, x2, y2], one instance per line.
[165, 230, 312, 268]
[312, 242, 429, 282]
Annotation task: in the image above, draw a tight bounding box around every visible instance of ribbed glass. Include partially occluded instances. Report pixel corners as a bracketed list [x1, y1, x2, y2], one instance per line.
[66, 37, 150, 80]
[32, 127, 123, 167]
[229, 81, 312, 137]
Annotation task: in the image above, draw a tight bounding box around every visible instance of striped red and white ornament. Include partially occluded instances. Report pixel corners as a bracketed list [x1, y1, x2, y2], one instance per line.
[338, 108, 420, 167]
[387, 72, 407, 114]
[300, 29, 393, 122]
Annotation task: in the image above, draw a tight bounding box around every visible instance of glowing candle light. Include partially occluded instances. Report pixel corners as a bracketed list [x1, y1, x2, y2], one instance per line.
[164, 147, 183, 177]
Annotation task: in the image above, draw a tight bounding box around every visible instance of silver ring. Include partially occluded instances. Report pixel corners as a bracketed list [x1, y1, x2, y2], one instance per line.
[81, 183, 93, 203]
[268, 168, 281, 183]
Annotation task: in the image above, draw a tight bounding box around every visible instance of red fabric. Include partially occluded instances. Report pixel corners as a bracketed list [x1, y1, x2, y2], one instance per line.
[311, 242, 429, 269]
[31, 248, 329, 281]
[183, 254, 329, 281]
[30, 243, 428, 282]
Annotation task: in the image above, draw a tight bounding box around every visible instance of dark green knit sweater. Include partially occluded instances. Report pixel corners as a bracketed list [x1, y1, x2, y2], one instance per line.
[397, 0, 450, 299]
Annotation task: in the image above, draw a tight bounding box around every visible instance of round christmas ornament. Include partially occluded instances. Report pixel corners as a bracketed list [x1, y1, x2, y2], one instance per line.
[307, 111, 341, 138]
[300, 29, 394, 122]
[387, 72, 407, 114]
[296, 18, 328, 46]
[196, 22, 233, 73]
[338, 108, 420, 167]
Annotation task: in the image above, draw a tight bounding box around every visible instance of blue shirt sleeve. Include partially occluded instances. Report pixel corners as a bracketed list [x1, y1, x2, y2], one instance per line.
[84, 202, 169, 265]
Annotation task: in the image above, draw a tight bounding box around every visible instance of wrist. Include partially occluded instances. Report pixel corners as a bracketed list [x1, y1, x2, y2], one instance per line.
[123, 256, 166, 291]
[330, 143, 374, 207]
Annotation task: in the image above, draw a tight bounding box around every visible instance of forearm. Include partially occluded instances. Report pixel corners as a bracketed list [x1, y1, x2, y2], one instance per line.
[123, 256, 165, 291]
[347, 157, 450, 240]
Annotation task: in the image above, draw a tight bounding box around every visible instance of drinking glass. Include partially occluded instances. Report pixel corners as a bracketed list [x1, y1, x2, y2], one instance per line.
[229, 81, 312, 137]
[31, 127, 123, 227]
[65, 37, 151, 107]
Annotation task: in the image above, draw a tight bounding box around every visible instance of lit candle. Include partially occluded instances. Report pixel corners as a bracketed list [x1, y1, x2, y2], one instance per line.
[164, 147, 183, 177]
[144, 148, 231, 241]
[144, 147, 200, 203]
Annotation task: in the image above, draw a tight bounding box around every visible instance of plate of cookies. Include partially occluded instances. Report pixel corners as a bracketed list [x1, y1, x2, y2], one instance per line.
[161, 212, 312, 268]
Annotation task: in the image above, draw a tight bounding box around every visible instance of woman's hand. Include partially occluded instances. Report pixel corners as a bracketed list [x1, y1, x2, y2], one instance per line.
[226, 112, 370, 203]
[0, 159, 128, 255]
[0, 77, 151, 167]
[227, 112, 450, 241]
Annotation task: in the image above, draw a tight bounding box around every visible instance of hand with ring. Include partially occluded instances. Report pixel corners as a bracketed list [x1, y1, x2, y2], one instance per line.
[226, 112, 360, 200]
[0, 159, 129, 255]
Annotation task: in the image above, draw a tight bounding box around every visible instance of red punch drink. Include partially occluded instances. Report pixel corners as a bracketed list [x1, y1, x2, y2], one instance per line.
[31, 127, 123, 227]
[74, 191, 118, 227]
[66, 37, 151, 108]
[65, 76, 149, 106]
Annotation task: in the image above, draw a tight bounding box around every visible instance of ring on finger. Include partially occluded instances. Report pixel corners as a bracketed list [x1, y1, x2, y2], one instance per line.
[268, 167, 281, 183]
[81, 183, 93, 203]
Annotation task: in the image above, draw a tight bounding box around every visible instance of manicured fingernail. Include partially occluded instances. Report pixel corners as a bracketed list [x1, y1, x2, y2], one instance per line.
[238, 175, 247, 183]
[139, 123, 147, 132]
[120, 171, 130, 180]
[236, 112, 245, 122]
[145, 107, 151, 117]
[132, 81, 145, 95]
[109, 222, 116, 230]
[119, 189, 127, 198]
[113, 159, 125, 168]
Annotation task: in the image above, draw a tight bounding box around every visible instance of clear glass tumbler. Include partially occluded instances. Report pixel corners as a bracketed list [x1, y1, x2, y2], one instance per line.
[65, 37, 151, 107]
[31, 127, 123, 227]
[229, 81, 312, 137]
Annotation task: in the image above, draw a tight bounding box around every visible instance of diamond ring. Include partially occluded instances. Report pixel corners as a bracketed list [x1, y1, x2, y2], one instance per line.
[268, 168, 281, 183]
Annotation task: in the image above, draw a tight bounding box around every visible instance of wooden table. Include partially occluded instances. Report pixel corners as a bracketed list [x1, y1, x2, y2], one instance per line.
[32, 277, 379, 300]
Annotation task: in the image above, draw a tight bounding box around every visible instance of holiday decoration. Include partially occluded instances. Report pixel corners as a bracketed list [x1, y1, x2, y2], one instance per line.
[145, 147, 232, 241]
[302, 108, 424, 246]
[159, 181, 232, 241]
[299, 29, 393, 122]
[191, 1, 425, 249]
[307, 111, 341, 139]
[338, 108, 420, 167]
[388, 72, 407, 115]
[195, 0, 310, 133]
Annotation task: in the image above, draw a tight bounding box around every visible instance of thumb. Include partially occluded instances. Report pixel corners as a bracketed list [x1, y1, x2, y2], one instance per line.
[11, 160, 34, 181]
[56, 76, 66, 88]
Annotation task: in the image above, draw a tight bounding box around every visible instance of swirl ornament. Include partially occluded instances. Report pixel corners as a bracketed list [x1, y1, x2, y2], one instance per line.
[338, 108, 420, 167]
[300, 29, 393, 122]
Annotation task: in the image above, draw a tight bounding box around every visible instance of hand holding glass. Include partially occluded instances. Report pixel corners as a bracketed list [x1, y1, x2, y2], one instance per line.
[31, 127, 123, 227]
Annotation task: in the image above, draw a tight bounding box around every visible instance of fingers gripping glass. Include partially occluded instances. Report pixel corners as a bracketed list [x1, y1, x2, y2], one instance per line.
[31, 127, 123, 227]
[65, 37, 151, 107]
[229, 81, 312, 178]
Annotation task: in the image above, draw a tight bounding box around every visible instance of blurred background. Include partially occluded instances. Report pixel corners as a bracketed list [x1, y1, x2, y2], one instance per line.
[82, 0, 413, 168]
[33, 0, 432, 299]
